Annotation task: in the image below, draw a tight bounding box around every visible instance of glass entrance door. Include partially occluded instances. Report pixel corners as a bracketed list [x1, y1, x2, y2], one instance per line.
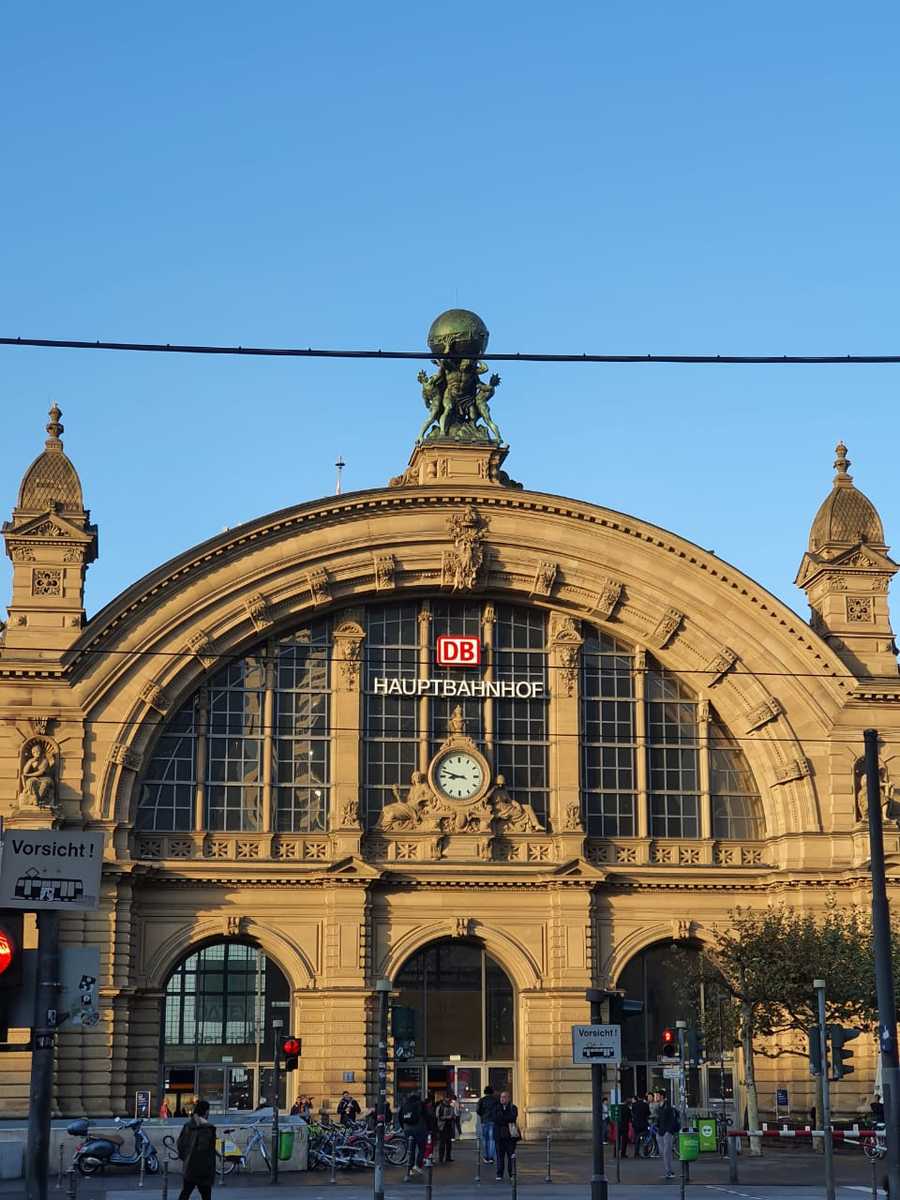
[448, 1066, 481, 1137]
[163, 1065, 257, 1116]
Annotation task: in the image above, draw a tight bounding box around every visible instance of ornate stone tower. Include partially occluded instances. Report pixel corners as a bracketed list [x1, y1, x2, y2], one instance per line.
[2, 405, 98, 654]
[795, 442, 898, 675]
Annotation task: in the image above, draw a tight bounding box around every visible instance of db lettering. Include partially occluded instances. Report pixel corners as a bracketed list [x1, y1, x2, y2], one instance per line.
[436, 636, 481, 668]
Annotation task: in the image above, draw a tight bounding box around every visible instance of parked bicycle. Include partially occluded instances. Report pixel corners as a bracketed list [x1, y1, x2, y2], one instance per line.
[864, 1124, 886, 1162]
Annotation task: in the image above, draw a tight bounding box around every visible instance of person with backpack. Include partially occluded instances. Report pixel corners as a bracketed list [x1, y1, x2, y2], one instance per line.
[436, 1091, 457, 1163]
[494, 1091, 520, 1182]
[399, 1091, 427, 1173]
[476, 1085, 499, 1165]
[656, 1093, 681, 1179]
[176, 1098, 217, 1200]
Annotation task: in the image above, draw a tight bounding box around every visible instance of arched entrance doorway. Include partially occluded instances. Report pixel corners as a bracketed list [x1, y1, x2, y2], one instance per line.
[394, 940, 516, 1135]
[160, 940, 290, 1115]
[616, 940, 734, 1112]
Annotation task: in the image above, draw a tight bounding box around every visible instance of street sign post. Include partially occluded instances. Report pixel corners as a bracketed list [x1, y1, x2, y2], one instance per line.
[0, 830, 103, 911]
[572, 1024, 622, 1065]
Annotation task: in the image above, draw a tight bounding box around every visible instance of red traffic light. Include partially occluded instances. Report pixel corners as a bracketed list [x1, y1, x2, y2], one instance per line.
[661, 1027, 677, 1057]
[282, 1037, 301, 1057]
[0, 929, 15, 978]
[662, 1028, 674, 1043]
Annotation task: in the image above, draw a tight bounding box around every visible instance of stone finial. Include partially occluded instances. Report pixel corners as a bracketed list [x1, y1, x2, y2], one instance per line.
[45, 403, 64, 449]
[833, 441, 852, 484]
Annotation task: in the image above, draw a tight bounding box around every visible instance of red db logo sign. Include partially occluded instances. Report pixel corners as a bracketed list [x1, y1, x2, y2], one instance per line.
[436, 635, 481, 667]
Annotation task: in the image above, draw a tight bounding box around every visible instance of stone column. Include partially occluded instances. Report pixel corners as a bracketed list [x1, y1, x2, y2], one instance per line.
[549, 614, 584, 856]
[331, 612, 365, 856]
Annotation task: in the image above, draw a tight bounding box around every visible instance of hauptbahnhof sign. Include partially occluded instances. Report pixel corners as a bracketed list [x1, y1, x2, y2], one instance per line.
[371, 678, 546, 698]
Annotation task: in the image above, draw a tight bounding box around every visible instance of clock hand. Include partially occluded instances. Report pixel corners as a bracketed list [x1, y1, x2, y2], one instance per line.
[442, 771, 465, 780]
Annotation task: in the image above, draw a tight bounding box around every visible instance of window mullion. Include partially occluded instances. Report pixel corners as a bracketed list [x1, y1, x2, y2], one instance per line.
[262, 643, 275, 833]
[698, 699, 711, 840]
[482, 604, 495, 759]
[417, 604, 431, 772]
[195, 687, 209, 833]
[634, 649, 648, 839]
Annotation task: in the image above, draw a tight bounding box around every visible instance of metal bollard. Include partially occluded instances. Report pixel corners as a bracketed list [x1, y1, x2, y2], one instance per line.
[65, 1168, 78, 1200]
[330, 1140, 338, 1185]
[872, 1154, 878, 1200]
[219, 1142, 227, 1188]
[544, 1133, 552, 1183]
[475, 1128, 482, 1185]
[727, 1134, 739, 1184]
[56, 1141, 64, 1189]
[511, 1150, 518, 1200]
[139, 1145, 146, 1189]
[405, 1135, 416, 1183]
[425, 1160, 433, 1200]
[161, 1160, 169, 1200]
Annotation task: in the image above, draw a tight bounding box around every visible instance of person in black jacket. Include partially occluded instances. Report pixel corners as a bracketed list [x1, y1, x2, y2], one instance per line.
[176, 1099, 217, 1200]
[656, 1096, 680, 1179]
[476, 1086, 499, 1165]
[617, 1100, 633, 1158]
[399, 1092, 427, 1173]
[494, 1091, 519, 1181]
[631, 1095, 650, 1154]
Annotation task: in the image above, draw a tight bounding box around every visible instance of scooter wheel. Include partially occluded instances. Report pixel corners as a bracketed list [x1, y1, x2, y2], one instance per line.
[76, 1158, 102, 1176]
[145, 1154, 160, 1175]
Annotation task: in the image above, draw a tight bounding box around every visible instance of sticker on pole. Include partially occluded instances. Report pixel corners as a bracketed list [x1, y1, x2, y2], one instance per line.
[571, 1023, 621, 1065]
[0, 830, 103, 911]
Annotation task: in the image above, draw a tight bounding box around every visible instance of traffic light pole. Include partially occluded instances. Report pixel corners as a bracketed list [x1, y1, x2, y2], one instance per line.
[814, 980, 834, 1200]
[271, 1018, 283, 1186]
[865, 728, 900, 1200]
[25, 909, 59, 1200]
[374, 980, 391, 1200]
[586, 989, 608, 1200]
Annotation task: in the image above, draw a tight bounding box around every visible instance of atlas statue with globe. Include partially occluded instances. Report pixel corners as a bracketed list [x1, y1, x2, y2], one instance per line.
[416, 309, 505, 444]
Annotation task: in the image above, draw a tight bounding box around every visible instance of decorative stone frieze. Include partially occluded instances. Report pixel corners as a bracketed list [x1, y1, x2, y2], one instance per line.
[705, 645, 739, 686]
[442, 506, 487, 591]
[550, 614, 583, 699]
[307, 567, 332, 606]
[594, 576, 623, 620]
[245, 592, 273, 632]
[744, 696, 782, 733]
[184, 630, 217, 669]
[373, 553, 397, 591]
[772, 756, 812, 785]
[110, 743, 143, 772]
[531, 560, 558, 597]
[140, 681, 171, 714]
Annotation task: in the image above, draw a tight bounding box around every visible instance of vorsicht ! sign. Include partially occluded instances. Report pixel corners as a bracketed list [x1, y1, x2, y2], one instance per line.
[0, 830, 103, 911]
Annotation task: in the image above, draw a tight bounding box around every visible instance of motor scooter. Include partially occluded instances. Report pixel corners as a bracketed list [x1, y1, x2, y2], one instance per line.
[67, 1116, 160, 1176]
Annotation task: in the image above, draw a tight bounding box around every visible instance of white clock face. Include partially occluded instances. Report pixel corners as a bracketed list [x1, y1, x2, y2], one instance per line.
[436, 752, 485, 800]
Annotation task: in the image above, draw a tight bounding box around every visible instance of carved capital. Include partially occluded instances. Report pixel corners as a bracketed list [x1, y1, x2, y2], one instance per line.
[649, 607, 684, 649]
[245, 592, 273, 632]
[9, 544, 35, 563]
[454, 917, 473, 938]
[373, 553, 397, 592]
[334, 612, 365, 691]
[307, 567, 332, 606]
[551, 615, 583, 698]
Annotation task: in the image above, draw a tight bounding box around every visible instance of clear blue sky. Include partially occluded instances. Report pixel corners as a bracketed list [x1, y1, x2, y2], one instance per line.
[2, 2, 899, 622]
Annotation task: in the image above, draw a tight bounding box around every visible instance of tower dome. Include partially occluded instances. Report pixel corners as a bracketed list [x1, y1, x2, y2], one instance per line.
[16, 404, 84, 513]
[808, 442, 885, 552]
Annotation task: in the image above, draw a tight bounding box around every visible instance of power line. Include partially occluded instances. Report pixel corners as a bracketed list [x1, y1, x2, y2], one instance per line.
[0, 640, 862, 680]
[3, 335, 900, 364]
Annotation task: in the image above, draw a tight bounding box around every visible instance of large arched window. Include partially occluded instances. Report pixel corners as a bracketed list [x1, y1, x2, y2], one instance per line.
[161, 940, 290, 1114]
[362, 601, 548, 828]
[136, 620, 331, 833]
[581, 629, 763, 840]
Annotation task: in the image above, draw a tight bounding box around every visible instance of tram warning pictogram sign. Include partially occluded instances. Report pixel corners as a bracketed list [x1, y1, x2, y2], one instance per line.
[0, 831, 103, 911]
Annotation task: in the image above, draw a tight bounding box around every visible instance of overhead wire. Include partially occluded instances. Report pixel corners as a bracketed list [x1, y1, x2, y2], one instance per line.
[3, 335, 900, 364]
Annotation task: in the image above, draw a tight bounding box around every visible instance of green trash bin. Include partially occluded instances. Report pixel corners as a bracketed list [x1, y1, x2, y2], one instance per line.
[697, 1119, 717, 1152]
[609, 1103, 621, 1123]
[678, 1132, 700, 1162]
[278, 1130, 295, 1162]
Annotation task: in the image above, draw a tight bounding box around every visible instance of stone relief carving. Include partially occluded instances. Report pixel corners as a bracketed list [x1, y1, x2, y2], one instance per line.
[744, 696, 782, 733]
[442, 506, 487, 591]
[594, 577, 623, 620]
[560, 802, 583, 833]
[531, 560, 558, 597]
[9, 544, 35, 562]
[245, 592, 273, 632]
[454, 917, 473, 938]
[17, 738, 60, 815]
[374, 553, 397, 592]
[334, 615, 365, 690]
[32, 568, 62, 597]
[846, 596, 873, 623]
[374, 769, 543, 836]
[62, 545, 85, 563]
[140, 681, 171, 714]
[184, 630, 217, 669]
[649, 607, 683, 648]
[551, 615, 583, 698]
[340, 799, 360, 828]
[706, 645, 739, 686]
[110, 743, 143, 772]
[772, 756, 812, 785]
[307, 567, 332, 606]
[29, 716, 52, 736]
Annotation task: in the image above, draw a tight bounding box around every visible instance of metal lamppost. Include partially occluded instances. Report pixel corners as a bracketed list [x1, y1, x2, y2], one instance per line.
[585, 989, 608, 1200]
[374, 979, 391, 1200]
[271, 1018, 283, 1185]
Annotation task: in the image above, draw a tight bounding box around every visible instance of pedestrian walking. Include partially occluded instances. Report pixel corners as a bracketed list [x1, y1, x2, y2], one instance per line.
[476, 1084, 499, 1165]
[656, 1093, 680, 1179]
[494, 1090, 520, 1182]
[400, 1091, 427, 1173]
[436, 1091, 457, 1163]
[631, 1093, 650, 1153]
[176, 1098, 217, 1200]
